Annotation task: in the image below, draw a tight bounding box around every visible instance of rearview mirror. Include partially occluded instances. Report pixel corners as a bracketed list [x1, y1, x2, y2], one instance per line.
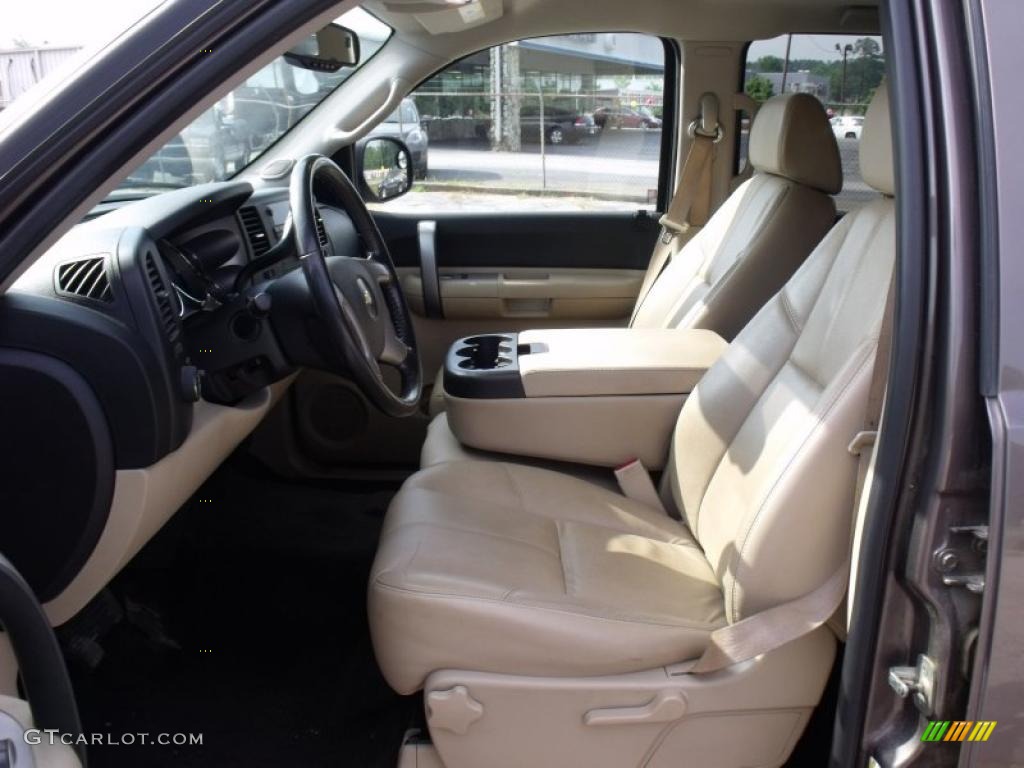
[284, 23, 360, 73]
[358, 137, 413, 203]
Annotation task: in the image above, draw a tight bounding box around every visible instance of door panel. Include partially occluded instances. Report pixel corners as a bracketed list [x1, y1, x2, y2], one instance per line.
[377, 210, 660, 271]
[400, 267, 644, 321]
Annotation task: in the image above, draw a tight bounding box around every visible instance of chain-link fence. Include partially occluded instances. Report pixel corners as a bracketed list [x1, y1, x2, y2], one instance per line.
[402, 90, 663, 206]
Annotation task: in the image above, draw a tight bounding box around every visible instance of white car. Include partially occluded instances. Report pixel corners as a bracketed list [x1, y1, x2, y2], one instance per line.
[831, 114, 865, 140]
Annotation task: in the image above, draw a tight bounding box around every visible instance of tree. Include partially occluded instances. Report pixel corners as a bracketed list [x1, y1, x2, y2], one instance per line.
[745, 75, 774, 102]
[852, 37, 882, 59]
[846, 38, 886, 106]
[750, 55, 784, 73]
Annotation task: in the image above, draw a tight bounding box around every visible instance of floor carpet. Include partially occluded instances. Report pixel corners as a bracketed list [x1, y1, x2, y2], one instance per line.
[68, 458, 416, 768]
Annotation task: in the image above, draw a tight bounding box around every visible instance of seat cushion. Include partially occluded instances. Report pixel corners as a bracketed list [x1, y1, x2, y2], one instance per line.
[369, 461, 726, 694]
[421, 412, 621, 491]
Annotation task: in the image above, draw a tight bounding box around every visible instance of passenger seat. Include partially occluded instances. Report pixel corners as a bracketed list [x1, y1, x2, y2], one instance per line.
[427, 92, 842, 417]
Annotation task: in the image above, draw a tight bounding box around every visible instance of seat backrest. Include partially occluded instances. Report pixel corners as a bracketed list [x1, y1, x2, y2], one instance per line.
[663, 83, 895, 624]
[632, 93, 842, 341]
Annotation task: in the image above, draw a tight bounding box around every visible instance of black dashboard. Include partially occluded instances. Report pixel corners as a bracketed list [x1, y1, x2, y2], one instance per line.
[0, 181, 359, 600]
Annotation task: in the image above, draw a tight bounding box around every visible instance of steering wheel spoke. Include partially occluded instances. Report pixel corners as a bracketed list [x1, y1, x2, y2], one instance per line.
[289, 154, 422, 417]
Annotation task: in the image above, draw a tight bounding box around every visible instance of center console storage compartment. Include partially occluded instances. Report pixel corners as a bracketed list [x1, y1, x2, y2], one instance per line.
[443, 328, 728, 468]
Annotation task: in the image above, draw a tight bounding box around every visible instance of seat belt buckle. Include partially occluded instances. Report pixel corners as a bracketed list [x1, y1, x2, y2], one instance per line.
[848, 431, 878, 456]
[615, 459, 666, 514]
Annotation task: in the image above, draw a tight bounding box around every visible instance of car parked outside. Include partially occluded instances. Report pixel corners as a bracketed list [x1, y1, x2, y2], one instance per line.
[230, 61, 344, 157]
[831, 114, 864, 140]
[594, 105, 662, 130]
[369, 98, 429, 179]
[520, 104, 598, 145]
[129, 104, 252, 185]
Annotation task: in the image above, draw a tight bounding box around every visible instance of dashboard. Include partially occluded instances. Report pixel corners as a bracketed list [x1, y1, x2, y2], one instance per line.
[0, 181, 360, 612]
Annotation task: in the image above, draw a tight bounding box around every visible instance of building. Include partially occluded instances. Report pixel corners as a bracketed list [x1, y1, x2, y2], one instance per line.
[758, 71, 831, 102]
[0, 46, 82, 110]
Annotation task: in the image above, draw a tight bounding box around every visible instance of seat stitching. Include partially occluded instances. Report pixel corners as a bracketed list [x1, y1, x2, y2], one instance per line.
[729, 344, 874, 622]
[556, 521, 573, 596]
[780, 289, 803, 334]
[503, 463, 529, 515]
[372, 580, 726, 631]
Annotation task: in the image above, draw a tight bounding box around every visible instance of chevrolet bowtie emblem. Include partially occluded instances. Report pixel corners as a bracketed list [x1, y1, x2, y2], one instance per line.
[356, 278, 377, 317]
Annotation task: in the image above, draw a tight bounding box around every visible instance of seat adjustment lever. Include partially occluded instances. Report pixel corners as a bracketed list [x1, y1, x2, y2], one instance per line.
[583, 692, 686, 727]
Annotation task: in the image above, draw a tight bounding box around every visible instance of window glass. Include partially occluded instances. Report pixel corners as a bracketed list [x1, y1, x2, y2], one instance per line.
[107, 7, 391, 197]
[741, 34, 885, 211]
[375, 33, 667, 213]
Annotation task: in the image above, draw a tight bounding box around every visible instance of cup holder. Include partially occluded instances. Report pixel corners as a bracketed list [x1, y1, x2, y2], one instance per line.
[445, 332, 525, 398]
[456, 335, 515, 370]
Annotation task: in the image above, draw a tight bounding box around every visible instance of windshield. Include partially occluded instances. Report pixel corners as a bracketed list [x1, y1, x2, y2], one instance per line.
[113, 7, 390, 199]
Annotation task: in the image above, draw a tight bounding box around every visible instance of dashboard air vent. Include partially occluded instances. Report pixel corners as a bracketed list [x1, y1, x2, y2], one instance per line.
[55, 256, 113, 303]
[315, 210, 330, 251]
[239, 206, 270, 257]
[143, 253, 180, 344]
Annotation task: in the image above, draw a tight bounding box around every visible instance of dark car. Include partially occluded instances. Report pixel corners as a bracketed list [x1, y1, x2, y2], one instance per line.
[229, 59, 348, 156]
[129, 105, 252, 185]
[594, 105, 662, 130]
[519, 104, 599, 145]
[369, 98, 429, 179]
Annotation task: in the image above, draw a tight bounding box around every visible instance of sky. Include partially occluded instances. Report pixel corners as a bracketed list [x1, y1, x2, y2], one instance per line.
[749, 34, 883, 62]
[1, 0, 166, 48]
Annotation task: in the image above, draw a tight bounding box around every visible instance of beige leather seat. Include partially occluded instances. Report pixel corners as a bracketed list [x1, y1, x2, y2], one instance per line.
[371, 84, 894, 768]
[426, 91, 841, 417]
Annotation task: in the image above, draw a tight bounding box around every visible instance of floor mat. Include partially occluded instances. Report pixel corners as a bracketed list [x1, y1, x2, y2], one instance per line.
[69, 461, 416, 768]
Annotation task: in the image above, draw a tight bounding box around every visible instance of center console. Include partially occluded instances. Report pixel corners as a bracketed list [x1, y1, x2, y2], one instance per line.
[442, 328, 728, 468]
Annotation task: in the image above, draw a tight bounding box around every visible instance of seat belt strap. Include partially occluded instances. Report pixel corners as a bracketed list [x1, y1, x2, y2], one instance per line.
[615, 459, 666, 514]
[631, 94, 720, 325]
[660, 130, 715, 236]
[689, 270, 897, 675]
[689, 558, 851, 674]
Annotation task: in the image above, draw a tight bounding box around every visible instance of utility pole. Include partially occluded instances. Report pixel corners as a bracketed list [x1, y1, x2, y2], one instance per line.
[489, 43, 521, 152]
[836, 43, 853, 104]
[780, 34, 793, 93]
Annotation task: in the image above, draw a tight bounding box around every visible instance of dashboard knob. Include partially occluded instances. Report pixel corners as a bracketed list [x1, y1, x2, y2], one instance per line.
[180, 365, 203, 403]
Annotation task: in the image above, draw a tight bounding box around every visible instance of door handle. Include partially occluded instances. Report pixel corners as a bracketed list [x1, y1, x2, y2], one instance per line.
[417, 220, 442, 318]
[583, 692, 686, 727]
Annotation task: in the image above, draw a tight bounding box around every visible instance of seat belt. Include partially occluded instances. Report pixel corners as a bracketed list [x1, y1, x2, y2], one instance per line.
[615, 459, 666, 514]
[689, 273, 897, 675]
[631, 93, 721, 325]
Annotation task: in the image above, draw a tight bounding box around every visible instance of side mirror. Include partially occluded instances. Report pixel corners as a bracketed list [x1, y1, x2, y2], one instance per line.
[358, 137, 413, 203]
[285, 23, 360, 73]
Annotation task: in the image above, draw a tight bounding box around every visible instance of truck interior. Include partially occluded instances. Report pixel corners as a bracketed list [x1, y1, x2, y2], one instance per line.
[0, 0, 994, 767]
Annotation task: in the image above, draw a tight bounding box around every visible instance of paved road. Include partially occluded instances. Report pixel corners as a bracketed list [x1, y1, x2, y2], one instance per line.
[421, 130, 875, 208]
[427, 130, 662, 200]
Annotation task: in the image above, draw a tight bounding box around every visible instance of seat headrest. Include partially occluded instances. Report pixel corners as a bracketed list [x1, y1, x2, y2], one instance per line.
[748, 92, 842, 195]
[859, 81, 894, 196]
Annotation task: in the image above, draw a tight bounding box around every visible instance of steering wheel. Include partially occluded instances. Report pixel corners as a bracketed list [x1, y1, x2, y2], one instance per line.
[289, 154, 421, 417]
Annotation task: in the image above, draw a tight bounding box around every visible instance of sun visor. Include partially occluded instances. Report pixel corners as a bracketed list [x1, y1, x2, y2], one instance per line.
[380, 0, 503, 34]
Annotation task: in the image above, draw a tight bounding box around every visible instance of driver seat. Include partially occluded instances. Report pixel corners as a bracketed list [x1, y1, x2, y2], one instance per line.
[369, 84, 895, 768]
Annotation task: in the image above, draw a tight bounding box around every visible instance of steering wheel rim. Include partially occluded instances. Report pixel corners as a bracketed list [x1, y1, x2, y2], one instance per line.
[290, 154, 421, 417]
